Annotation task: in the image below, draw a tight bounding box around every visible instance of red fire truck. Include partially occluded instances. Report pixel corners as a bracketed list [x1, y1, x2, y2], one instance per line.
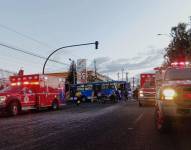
[0, 70, 65, 116]
[138, 73, 156, 106]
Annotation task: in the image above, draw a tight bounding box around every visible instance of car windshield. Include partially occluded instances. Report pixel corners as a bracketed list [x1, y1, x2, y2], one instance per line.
[165, 68, 191, 81]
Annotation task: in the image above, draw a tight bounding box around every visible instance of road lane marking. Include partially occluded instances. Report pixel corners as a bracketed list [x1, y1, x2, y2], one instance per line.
[127, 113, 144, 130]
[134, 113, 144, 124]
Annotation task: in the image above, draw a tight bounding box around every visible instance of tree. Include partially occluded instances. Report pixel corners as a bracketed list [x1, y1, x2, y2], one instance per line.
[66, 61, 77, 85]
[164, 23, 191, 64]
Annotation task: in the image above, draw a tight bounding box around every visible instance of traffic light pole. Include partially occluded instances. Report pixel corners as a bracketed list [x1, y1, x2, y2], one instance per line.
[42, 41, 99, 75]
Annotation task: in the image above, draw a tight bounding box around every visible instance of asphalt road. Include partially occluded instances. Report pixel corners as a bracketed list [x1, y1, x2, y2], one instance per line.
[1, 100, 191, 150]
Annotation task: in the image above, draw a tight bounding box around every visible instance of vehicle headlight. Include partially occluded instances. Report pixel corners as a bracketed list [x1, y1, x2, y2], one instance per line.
[162, 89, 176, 100]
[139, 90, 144, 97]
[0, 96, 6, 102]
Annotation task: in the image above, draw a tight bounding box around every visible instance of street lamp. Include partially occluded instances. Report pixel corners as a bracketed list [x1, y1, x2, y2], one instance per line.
[42, 41, 99, 74]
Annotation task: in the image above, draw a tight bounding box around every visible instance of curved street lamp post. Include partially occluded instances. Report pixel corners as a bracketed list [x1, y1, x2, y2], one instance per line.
[42, 41, 99, 75]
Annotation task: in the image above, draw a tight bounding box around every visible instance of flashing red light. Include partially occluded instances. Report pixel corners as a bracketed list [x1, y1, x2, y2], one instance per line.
[171, 62, 190, 67]
[11, 83, 17, 86]
[179, 62, 185, 65]
[23, 81, 29, 85]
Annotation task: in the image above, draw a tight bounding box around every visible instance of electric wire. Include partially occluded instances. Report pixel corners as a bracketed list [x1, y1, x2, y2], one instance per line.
[0, 42, 69, 66]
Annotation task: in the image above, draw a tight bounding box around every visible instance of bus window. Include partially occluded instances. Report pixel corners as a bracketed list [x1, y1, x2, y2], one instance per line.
[102, 84, 108, 90]
[108, 84, 115, 89]
[77, 85, 84, 91]
[85, 84, 93, 90]
[93, 84, 101, 92]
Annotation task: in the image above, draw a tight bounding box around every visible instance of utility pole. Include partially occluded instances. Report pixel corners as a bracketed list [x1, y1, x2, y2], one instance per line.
[121, 68, 124, 81]
[72, 60, 75, 84]
[94, 59, 97, 81]
[132, 77, 135, 90]
[117, 72, 120, 81]
[126, 72, 128, 82]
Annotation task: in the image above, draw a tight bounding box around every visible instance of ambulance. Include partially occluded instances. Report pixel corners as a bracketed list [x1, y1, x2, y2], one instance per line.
[0, 70, 65, 116]
[138, 73, 156, 106]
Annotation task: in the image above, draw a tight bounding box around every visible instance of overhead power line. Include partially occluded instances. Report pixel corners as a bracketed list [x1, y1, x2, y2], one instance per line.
[0, 24, 52, 48]
[0, 42, 69, 66]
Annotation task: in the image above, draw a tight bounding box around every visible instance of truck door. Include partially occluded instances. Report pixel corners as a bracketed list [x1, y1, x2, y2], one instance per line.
[21, 87, 36, 107]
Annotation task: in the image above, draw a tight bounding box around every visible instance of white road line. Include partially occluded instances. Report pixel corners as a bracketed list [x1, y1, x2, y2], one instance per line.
[127, 113, 144, 130]
[134, 113, 144, 124]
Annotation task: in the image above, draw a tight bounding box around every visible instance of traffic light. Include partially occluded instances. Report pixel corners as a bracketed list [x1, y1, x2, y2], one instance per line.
[95, 41, 99, 49]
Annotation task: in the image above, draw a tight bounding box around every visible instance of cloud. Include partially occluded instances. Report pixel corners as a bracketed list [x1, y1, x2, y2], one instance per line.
[88, 57, 110, 68]
[92, 49, 163, 74]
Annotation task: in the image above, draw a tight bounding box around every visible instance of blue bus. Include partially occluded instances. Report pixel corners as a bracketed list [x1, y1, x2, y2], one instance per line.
[68, 81, 129, 103]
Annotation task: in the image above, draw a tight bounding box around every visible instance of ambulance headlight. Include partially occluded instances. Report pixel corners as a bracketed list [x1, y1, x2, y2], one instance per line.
[139, 90, 144, 97]
[162, 89, 176, 100]
[0, 96, 6, 102]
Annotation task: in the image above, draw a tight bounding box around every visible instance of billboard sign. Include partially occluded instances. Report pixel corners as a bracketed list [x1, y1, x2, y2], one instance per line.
[77, 59, 87, 83]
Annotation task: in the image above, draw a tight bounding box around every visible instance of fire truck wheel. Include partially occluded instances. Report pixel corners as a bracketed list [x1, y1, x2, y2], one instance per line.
[52, 100, 59, 110]
[155, 109, 172, 133]
[9, 101, 20, 116]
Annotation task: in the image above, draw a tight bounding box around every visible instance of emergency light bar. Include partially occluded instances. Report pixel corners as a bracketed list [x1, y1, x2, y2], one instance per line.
[10, 75, 39, 82]
[171, 62, 190, 67]
[11, 81, 39, 86]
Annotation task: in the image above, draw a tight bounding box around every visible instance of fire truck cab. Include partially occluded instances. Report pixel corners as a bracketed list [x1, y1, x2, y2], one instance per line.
[138, 73, 156, 106]
[155, 62, 191, 132]
[0, 71, 65, 116]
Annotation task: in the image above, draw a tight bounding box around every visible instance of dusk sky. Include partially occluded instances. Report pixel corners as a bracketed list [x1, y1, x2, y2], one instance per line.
[0, 0, 191, 79]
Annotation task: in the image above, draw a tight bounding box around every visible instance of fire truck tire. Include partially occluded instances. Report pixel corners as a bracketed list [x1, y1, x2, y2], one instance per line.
[155, 109, 172, 133]
[8, 101, 21, 116]
[51, 100, 59, 110]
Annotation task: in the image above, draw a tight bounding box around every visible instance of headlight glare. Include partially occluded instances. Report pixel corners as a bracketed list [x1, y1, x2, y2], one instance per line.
[139, 90, 143, 94]
[162, 89, 176, 100]
[0, 96, 6, 102]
